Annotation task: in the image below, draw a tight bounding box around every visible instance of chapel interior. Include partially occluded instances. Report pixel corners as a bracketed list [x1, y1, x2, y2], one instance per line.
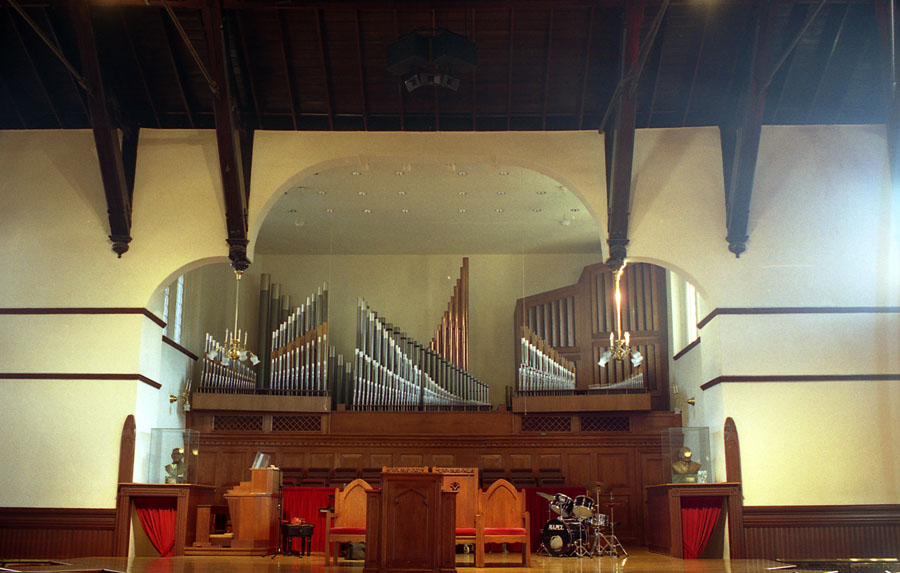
[0, 1, 898, 572]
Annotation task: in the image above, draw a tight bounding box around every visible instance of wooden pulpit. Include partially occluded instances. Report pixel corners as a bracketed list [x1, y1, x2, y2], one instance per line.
[363, 472, 456, 573]
[224, 467, 281, 555]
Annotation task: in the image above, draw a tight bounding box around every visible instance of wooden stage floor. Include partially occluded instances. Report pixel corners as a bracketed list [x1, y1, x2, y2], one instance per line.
[0, 548, 792, 573]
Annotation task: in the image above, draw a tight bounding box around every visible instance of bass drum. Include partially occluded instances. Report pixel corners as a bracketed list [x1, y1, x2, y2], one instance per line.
[541, 518, 585, 557]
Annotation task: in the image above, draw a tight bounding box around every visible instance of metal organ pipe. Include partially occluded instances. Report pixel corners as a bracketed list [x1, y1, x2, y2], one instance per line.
[353, 297, 489, 411]
[516, 326, 576, 395]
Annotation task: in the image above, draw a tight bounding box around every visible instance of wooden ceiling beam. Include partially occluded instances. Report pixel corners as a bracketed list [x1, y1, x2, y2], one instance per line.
[203, 0, 252, 271]
[70, 1, 135, 257]
[603, 2, 641, 271]
[721, 1, 775, 258]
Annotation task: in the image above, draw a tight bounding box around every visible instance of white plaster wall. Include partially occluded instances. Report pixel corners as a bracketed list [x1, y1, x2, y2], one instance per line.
[724, 381, 900, 505]
[0, 379, 137, 507]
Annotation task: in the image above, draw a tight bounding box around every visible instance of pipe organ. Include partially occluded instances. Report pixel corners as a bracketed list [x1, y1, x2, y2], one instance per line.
[516, 326, 576, 395]
[268, 283, 332, 396]
[199, 333, 258, 393]
[352, 298, 490, 411]
[429, 258, 469, 370]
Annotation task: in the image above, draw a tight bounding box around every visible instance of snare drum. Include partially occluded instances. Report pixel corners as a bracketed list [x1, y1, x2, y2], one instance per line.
[549, 493, 574, 518]
[572, 495, 595, 518]
[583, 513, 609, 528]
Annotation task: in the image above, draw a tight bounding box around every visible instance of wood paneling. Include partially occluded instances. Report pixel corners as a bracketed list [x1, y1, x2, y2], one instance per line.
[479, 454, 503, 469]
[399, 454, 424, 466]
[310, 453, 334, 468]
[431, 454, 455, 467]
[0, 507, 116, 559]
[370, 453, 393, 468]
[566, 453, 593, 489]
[509, 455, 533, 470]
[538, 454, 561, 470]
[743, 505, 900, 560]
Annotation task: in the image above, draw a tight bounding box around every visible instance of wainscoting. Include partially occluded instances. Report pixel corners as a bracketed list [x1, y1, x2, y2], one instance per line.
[743, 505, 900, 560]
[0, 507, 116, 558]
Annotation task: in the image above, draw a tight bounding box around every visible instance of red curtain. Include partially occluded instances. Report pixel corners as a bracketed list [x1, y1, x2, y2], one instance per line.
[680, 496, 722, 559]
[282, 486, 334, 553]
[133, 497, 178, 557]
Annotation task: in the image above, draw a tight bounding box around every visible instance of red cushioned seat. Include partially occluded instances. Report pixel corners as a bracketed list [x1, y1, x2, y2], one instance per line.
[329, 526, 366, 535]
[484, 527, 526, 536]
[456, 527, 476, 536]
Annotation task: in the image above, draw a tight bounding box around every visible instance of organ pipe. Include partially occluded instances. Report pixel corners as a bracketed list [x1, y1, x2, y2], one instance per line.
[516, 325, 576, 395]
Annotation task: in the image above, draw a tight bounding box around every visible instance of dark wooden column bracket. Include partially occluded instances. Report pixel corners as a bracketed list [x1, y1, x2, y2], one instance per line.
[203, 0, 253, 273]
[69, 1, 137, 258]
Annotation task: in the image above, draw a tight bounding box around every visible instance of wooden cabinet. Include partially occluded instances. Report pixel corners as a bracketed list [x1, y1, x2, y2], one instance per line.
[645, 482, 744, 559]
[364, 472, 456, 573]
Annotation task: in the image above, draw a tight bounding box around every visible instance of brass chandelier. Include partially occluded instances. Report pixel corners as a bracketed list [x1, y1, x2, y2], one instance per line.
[206, 270, 260, 367]
[598, 261, 643, 368]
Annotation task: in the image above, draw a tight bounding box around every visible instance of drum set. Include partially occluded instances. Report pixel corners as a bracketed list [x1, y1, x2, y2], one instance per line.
[537, 481, 627, 558]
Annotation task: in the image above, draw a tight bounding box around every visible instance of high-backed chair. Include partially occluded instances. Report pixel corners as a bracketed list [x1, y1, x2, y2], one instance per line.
[475, 479, 530, 568]
[324, 478, 372, 564]
[433, 467, 480, 550]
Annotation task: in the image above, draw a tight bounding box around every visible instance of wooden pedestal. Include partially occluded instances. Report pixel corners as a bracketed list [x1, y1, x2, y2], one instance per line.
[114, 483, 216, 557]
[645, 482, 744, 559]
[363, 472, 456, 573]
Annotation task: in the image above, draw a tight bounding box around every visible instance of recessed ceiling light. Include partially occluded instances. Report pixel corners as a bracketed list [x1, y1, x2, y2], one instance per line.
[401, 208, 409, 214]
[288, 208, 297, 213]
[358, 191, 367, 196]
[496, 191, 506, 196]
[325, 208, 334, 213]
[397, 190, 407, 196]
[496, 208, 504, 213]
[499, 171, 509, 176]
[395, 171, 405, 176]
[537, 191, 547, 195]
[352, 171, 361, 176]
[458, 171, 467, 176]
[458, 208, 467, 214]
[317, 190, 327, 195]
[363, 208, 372, 214]
[532, 208, 542, 213]
[458, 191, 467, 196]
[570, 208, 580, 212]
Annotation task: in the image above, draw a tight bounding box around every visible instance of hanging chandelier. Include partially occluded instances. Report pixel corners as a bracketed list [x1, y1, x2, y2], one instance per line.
[598, 261, 643, 368]
[206, 270, 260, 367]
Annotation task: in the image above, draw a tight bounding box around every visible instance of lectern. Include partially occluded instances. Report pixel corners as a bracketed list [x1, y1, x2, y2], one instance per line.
[224, 467, 281, 555]
[363, 472, 456, 573]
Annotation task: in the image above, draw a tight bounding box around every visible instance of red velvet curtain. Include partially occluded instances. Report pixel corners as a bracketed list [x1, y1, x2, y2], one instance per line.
[282, 486, 334, 553]
[133, 497, 177, 557]
[680, 496, 722, 559]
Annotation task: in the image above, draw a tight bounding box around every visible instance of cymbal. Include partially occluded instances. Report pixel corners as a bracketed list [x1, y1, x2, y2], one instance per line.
[584, 480, 612, 494]
[536, 492, 555, 501]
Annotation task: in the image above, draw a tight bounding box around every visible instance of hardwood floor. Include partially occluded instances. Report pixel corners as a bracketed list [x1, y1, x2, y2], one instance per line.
[0, 548, 788, 573]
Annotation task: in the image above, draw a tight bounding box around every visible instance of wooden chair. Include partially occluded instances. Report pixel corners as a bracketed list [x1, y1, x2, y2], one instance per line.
[475, 479, 530, 568]
[324, 478, 372, 564]
[433, 467, 480, 550]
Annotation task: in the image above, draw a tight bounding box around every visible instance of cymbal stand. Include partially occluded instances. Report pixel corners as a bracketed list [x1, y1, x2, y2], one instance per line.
[604, 494, 628, 557]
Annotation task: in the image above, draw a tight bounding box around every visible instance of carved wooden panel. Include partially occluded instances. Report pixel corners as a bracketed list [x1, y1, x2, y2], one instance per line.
[197, 451, 217, 487]
[537, 454, 561, 470]
[339, 453, 363, 469]
[222, 451, 252, 487]
[399, 454, 424, 466]
[509, 454, 532, 470]
[310, 453, 334, 468]
[431, 454, 455, 467]
[370, 453, 393, 468]
[566, 453, 593, 488]
[597, 451, 631, 488]
[279, 452, 306, 469]
[479, 454, 503, 469]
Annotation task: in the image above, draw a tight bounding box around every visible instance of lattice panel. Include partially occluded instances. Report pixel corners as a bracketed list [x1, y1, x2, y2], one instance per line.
[581, 415, 630, 432]
[213, 415, 263, 432]
[272, 415, 322, 433]
[521, 415, 571, 433]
